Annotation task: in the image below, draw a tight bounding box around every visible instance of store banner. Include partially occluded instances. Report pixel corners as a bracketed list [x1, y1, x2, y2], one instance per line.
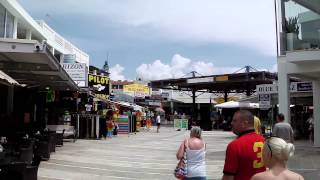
[295, 82, 312, 92]
[62, 63, 87, 87]
[257, 82, 312, 94]
[88, 74, 110, 100]
[123, 83, 150, 97]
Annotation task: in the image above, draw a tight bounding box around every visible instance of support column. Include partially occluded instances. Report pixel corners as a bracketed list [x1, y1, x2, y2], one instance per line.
[13, 17, 18, 39]
[278, 65, 290, 123]
[96, 115, 100, 139]
[91, 116, 95, 138]
[26, 29, 32, 40]
[170, 101, 174, 114]
[197, 103, 201, 121]
[33, 104, 37, 122]
[312, 80, 320, 147]
[7, 86, 14, 116]
[192, 88, 197, 124]
[224, 90, 228, 102]
[77, 114, 80, 138]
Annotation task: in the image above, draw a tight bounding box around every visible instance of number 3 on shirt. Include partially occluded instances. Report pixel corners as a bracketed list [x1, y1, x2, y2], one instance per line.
[253, 142, 264, 168]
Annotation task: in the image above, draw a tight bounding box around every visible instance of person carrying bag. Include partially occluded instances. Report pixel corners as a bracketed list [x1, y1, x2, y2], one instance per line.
[176, 127, 207, 180]
[174, 140, 187, 179]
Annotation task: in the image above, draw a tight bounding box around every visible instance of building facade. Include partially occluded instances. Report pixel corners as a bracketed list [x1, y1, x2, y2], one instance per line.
[0, 0, 89, 88]
[276, 0, 320, 146]
[0, 0, 89, 116]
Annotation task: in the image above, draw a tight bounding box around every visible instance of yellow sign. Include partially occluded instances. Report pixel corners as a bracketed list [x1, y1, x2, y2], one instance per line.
[88, 74, 109, 85]
[215, 75, 229, 82]
[94, 94, 109, 101]
[123, 84, 149, 94]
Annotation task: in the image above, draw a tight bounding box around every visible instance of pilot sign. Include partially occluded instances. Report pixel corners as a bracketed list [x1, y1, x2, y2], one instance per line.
[88, 74, 110, 100]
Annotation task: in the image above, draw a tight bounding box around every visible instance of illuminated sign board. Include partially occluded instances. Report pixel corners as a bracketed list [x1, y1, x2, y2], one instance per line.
[88, 74, 110, 100]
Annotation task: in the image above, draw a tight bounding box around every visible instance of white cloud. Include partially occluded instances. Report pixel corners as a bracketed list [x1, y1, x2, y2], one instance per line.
[136, 54, 242, 81]
[22, 0, 277, 56]
[110, 64, 126, 81]
[136, 60, 173, 80]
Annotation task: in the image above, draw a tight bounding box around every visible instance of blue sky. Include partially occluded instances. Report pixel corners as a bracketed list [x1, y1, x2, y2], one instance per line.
[20, 0, 277, 80]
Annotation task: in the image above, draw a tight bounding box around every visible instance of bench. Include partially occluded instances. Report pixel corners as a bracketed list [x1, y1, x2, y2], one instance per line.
[46, 125, 77, 143]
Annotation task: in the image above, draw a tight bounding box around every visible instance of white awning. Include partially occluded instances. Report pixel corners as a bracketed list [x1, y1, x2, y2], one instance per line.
[0, 70, 19, 85]
[215, 101, 259, 109]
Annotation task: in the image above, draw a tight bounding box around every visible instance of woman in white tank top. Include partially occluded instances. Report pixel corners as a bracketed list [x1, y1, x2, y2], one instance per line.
[176, 127, 207, 180]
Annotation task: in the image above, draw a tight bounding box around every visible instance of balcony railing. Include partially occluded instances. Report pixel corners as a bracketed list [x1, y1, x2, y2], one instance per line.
[36, 20, 89, 65]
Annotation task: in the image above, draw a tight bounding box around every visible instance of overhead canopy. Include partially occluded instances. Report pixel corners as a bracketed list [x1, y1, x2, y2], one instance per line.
[0, 70, 19, 85]
[215, 101, 259, 109]
[149, 71, 276, 94]
[0, 39, 79, 91]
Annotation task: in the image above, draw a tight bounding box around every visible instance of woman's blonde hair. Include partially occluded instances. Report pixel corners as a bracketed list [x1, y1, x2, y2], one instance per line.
[264, 137, 295, 162]
[190, 126, 202, 139]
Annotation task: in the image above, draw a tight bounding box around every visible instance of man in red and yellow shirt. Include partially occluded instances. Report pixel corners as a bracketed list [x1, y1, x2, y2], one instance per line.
[222, 110, 266, 180]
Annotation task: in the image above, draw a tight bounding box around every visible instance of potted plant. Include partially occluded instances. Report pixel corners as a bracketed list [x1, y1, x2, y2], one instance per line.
[285, 16, 300, 51]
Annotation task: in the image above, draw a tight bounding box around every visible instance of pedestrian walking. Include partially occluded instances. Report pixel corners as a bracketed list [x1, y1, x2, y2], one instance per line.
[273, 114, 294, 143]
[307, 114, 314, 143]
[251, 137, 304, 180]
[113, 120, 118, 136]
[222, 110, 266, 180]
[156, 114, 161, 133]
[176, 127, 206, 180]
[106, 120, 114, 138]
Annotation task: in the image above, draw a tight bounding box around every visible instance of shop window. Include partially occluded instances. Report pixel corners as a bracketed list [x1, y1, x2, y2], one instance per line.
[5, 11, 14, 38]
[0, 4, 5, 38]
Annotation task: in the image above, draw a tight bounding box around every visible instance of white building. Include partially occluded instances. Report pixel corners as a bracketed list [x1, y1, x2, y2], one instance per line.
[0, 0, 89, 89]
[276, 0, 320, 146]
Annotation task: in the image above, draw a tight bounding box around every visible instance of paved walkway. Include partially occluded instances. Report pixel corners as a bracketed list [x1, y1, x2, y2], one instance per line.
[38, 127, 234, 180]
[288, 140, 320, 179]
[38, 127, 320, 180]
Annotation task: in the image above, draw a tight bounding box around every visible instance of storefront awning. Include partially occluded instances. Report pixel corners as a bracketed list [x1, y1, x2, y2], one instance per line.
[0, 39, 79, 91]
[0, 70, 19, 85]
[215, 101, 259, 109]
